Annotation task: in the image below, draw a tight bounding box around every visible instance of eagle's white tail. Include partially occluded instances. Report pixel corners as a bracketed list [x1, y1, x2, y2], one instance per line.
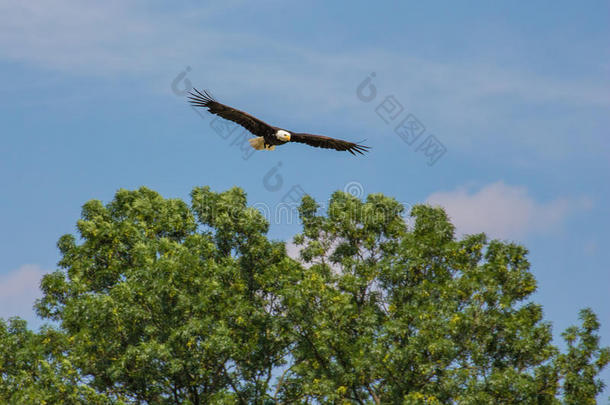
[249, 137, 275, 151]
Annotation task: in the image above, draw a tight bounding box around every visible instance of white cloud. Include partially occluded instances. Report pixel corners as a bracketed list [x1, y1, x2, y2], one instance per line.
[0, 1, 238, 75]
[0, 264, 47, 323]
[285, 241, 302, 261]
[0, 1, 607, 162]
[425, 182, 590, 240]
[0, 1, 607, 109]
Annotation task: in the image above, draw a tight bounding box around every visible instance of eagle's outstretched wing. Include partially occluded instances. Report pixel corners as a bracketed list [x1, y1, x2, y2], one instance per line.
[290, 133, 370, 155]
[188, 89, 274, 137]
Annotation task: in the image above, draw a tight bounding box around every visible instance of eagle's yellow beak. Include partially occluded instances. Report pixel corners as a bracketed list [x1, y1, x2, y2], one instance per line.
[286, 133, 291, 141]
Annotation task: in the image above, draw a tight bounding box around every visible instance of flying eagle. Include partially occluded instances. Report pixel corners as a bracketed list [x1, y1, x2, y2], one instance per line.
[188, 89, 370, 155]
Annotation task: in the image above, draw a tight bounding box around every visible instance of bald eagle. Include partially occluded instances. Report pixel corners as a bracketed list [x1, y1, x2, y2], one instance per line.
[188, 89, 370, 155]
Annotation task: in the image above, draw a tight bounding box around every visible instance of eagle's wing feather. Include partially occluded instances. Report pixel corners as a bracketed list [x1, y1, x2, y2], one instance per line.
[188, 89, 274, 137]
[290, 133, 370, 155]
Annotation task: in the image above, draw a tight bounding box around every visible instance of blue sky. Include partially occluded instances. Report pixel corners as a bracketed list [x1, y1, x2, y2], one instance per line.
[1, 0, 609, 394]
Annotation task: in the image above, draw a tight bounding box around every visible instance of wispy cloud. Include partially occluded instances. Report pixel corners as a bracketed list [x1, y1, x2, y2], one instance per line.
[285, 241, 302, 261]
[0, 264, 46, 323]
[2, 1, 607, 107]
[1, 1, 608, 162]
[426, 182, 592, 240]
[0, 1, 244, 75]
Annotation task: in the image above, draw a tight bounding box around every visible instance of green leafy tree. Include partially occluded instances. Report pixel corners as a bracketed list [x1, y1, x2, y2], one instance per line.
[279, 191, 609, 404]
[34, 187, 294, 404]
[0, 317, 116, 404]
[1, 186, 607, 404]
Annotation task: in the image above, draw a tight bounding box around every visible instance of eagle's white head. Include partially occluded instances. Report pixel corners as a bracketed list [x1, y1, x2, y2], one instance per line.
[275, 130, 291, 142]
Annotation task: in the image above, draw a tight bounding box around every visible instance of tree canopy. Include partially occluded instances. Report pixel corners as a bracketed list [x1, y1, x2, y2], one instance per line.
[1, 186, 608, 404]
